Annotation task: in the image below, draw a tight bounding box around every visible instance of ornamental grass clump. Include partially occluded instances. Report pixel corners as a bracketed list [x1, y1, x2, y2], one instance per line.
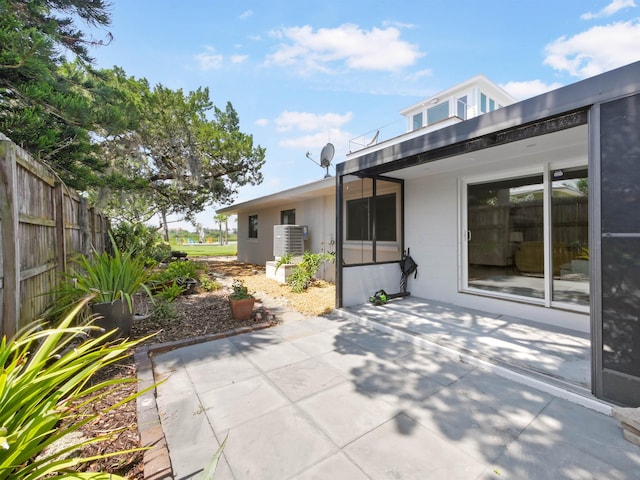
[0, 298, 154, 480]
[45, 233, 153, 322]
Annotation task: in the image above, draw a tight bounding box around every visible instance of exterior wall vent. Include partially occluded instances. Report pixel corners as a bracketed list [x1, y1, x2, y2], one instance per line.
[273, 225, 305, 257]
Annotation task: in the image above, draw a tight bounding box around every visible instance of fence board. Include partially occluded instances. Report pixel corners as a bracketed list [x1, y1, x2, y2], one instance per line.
[0, 133, 109, 336]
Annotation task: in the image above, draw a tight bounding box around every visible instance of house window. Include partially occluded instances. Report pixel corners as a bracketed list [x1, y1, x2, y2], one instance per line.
[346, 194, 396, 242]
[248, 215, 258, 239]
[480, 93, 487, 113]
[342, 175, 402, 265]
[464, 166, 589, 309]
[412, 112, 423, 131]
[281, 209, 295, 224]
[427, 101, 449, 125]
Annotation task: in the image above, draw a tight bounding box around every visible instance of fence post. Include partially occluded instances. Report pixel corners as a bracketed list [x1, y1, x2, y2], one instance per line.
[0, 139, 20, 337]
[78, 196, 90, 255]
[54, 182, 67, 275]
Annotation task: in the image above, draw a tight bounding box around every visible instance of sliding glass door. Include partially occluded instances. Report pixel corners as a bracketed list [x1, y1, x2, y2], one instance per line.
[465, 166, 589, 309]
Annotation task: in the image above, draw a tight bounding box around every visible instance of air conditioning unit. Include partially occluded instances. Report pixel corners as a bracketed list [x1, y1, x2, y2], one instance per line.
[273, 225, 305, 257]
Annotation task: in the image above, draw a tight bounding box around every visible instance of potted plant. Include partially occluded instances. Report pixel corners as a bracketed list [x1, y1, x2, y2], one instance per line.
[47, 235, 153, 337]
[228, 279, 255, 320]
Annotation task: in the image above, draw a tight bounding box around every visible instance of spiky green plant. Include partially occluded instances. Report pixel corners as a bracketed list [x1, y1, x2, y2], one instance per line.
[46, 234, 153, 321]
[287, 251, 335, 293]
[0, 298, 155, 479]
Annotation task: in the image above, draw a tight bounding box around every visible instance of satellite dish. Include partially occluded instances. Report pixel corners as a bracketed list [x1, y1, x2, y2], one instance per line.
[320, 143, 335, 168]
[306, 142, 335, 178]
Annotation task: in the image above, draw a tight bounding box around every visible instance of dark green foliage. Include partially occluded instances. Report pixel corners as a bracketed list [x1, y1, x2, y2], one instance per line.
[154, 282, 184, 303]
[1, 1, 267, 223]
[0, 0, 115, 189]
[110, 221, 171, 265]
[158, 260, 200, 281]
[151, 298, 179, 321]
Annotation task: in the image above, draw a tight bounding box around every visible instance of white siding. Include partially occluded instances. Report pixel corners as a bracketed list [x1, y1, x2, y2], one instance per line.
[235, 193, 336, 282]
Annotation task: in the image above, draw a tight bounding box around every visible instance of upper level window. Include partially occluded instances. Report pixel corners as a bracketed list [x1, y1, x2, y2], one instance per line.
[412, 112, 423, 131]
[480, 93, 487, 113]
[281, 209, 295, 224]
[457, 95, 468, 119]
[248, 214, 258, 239]
[427, 101, 449, 125]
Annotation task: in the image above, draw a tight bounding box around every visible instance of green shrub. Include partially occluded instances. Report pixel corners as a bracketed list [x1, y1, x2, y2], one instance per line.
[287, 251, 335, 293]
[110, 221, 171, 265]
[155, 281, 185, 302]
[152, 298, 179, 321]
[198, 273, 221, 292]
[0, 299, 153, 480]
[156, 260, 200, 283]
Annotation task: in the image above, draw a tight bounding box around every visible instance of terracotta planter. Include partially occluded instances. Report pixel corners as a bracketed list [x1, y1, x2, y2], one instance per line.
[91, 298, 134, 338]
[229, 297, 255, 320]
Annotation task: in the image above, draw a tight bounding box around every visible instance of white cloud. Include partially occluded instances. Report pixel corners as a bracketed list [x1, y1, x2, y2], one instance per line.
[195, 47, 223, 70]
[230, 54, 248, 64]
[500, 79, 564, 100]
[581, 0, 636, 20]
[406, 68, 433, 82]
[239, 10, 253, 20]
[275, 111, 352, 133]
[266, 23, 423, 74]
[279, 129, 353, 158]
[382, 20, 416, 29]
[544, 20, 640, 77]
[255, 118, 269, 127]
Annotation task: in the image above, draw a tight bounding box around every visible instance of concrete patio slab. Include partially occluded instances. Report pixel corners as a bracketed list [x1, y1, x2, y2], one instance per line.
[147, 302, 639, 479]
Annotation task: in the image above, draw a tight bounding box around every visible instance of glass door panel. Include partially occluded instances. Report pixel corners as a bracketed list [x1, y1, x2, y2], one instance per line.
[467, 174, 544, 299]
[551, 168, 589, 306]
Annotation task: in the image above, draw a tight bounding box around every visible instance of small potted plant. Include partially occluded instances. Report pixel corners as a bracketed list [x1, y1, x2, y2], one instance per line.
[228, 279, 255, 320]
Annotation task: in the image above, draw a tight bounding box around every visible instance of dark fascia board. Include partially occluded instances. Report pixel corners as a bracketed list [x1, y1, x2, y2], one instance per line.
[337, 60, 640, 177]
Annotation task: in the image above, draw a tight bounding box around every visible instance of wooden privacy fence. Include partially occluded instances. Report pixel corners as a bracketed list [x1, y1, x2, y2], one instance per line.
[0, 133, 109, 337]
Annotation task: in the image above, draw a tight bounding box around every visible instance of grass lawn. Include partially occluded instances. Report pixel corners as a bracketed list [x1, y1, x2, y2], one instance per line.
[170, 243, 237, 257]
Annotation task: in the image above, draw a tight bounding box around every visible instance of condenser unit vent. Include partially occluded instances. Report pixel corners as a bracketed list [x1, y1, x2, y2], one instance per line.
[273, 225, 305, 257]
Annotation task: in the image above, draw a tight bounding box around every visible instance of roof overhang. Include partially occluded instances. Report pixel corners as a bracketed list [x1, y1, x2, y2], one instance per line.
[216, 176, 336, 215]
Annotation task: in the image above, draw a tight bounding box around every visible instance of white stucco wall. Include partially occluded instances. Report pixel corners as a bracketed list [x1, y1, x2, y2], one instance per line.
[235, 193, 336, 282]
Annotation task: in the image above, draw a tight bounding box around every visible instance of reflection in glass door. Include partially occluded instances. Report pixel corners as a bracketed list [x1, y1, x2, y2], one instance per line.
[551, 168, 589, 306]
[466, 167, 590, 308]
[467, 174, 544, 299]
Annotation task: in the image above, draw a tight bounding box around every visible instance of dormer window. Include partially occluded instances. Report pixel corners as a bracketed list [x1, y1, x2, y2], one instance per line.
[412, 112, 423, 130]
[427, 101, 450, 125]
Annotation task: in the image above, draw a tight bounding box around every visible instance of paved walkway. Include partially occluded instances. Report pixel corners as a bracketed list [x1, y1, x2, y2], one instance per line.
[147, 306, 640, 479]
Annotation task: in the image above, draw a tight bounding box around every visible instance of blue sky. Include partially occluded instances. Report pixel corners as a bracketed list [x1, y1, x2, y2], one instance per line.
[87, 0, 640, 229]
